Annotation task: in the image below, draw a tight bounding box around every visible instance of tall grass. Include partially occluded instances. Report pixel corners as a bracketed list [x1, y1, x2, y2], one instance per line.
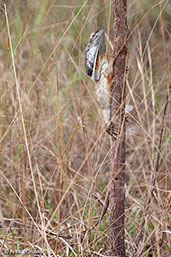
[0, 0, 170, 256]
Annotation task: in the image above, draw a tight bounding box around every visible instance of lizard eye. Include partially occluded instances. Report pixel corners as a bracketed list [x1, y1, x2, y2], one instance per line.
[90, 32, 95, 38]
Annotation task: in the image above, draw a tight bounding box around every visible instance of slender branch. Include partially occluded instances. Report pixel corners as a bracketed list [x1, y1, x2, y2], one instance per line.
[107, 1, 127, 256]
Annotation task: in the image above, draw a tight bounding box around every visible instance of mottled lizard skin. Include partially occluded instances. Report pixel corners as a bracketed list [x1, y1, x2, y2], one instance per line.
[85, 29, 114, 134]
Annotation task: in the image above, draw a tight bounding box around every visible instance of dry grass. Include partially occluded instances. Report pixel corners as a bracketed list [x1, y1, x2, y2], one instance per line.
[0, 0, 170, 256]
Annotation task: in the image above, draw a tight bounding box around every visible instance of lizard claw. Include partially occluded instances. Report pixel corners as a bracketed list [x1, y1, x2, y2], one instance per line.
[106, 123, 119, 137]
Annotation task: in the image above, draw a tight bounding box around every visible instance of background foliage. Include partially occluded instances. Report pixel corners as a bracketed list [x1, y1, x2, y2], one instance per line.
[0, 0, 170, 256]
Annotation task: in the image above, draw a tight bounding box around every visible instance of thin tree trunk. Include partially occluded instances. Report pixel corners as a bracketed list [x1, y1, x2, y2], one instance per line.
[108, 0, 127, 256]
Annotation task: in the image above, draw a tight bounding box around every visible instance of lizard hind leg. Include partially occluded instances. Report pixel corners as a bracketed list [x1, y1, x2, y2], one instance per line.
[101, 108, 118, 137]
[106, 122, 118, 137]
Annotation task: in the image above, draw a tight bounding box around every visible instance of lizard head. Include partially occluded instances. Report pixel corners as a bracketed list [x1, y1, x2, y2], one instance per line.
[85, 29, 106, 82]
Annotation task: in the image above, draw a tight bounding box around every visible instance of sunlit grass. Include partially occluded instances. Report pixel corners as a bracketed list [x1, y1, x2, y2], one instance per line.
[0, 0, 170, 256]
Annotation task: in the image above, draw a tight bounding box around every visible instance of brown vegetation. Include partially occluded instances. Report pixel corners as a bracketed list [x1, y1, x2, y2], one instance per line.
[0, 1, 170, 256]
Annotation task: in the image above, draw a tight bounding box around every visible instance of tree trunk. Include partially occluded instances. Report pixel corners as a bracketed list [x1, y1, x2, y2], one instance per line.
[108, 0, 127, 256]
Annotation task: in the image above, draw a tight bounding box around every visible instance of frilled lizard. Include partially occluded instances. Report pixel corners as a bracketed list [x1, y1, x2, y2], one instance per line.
[85, 28, 114, 135]
[85, 28, 133, 135]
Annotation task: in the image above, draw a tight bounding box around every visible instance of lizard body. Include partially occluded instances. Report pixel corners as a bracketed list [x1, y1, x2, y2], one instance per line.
[85, 29, 133, 135]
[85, 29, 113, 127]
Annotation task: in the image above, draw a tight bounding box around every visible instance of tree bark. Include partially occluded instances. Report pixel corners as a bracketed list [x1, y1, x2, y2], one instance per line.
[108, 0, 127, 256]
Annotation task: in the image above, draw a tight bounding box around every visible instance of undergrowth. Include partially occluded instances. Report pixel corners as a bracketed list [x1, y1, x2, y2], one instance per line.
[0, 0, 170, 256]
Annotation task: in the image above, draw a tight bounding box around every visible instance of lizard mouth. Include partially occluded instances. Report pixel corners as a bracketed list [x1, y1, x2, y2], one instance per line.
[85, 29, 106, 81]
[94, 29, 106, 56]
